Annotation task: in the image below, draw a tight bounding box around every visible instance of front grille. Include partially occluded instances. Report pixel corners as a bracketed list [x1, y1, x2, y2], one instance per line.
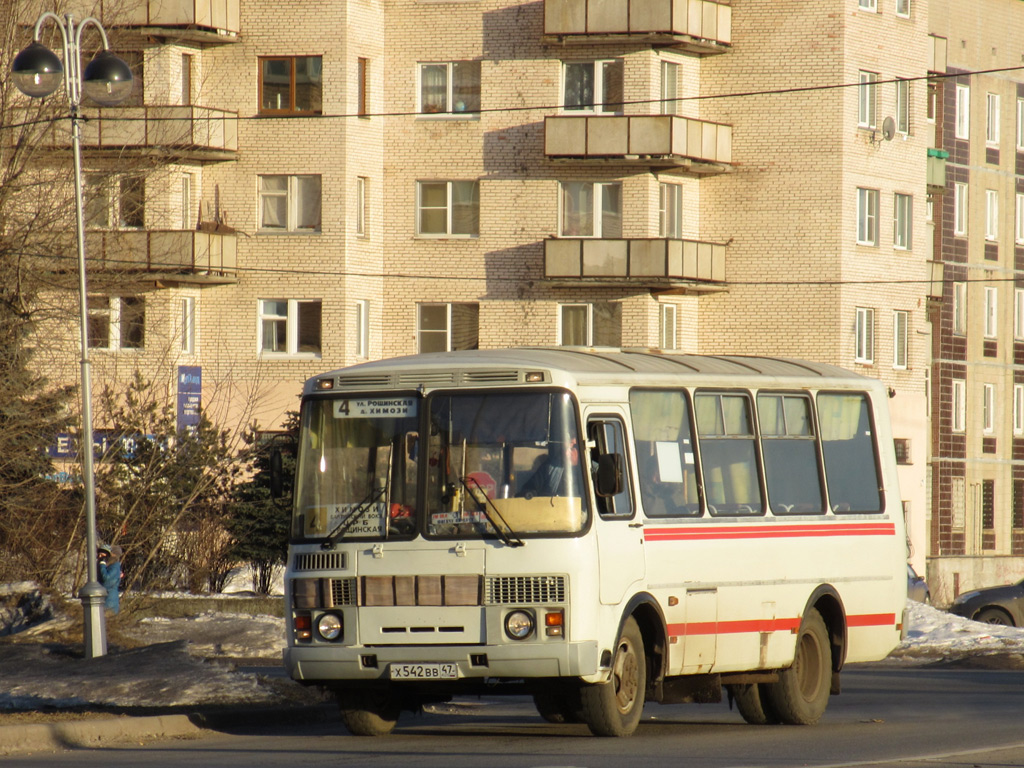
[329, 577, 357, 606]
[463, 370, 521, 383]
[484, 575, 567, 605]
[293, 552, 345, 571]
[336, 374, 392, 390]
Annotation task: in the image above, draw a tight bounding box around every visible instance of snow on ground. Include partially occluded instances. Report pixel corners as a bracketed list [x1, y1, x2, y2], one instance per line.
[886, 599, 1024, 663]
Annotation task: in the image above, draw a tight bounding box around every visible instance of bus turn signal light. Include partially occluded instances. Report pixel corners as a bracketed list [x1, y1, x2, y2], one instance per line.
[545, 610, 564, 637]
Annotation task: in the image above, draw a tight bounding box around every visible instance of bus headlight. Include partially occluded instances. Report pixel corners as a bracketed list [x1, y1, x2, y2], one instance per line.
[504, 610, 534, 640]
[317, 612, 343, 641]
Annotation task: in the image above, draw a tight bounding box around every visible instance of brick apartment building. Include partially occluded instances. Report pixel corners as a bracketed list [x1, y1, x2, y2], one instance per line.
[23, 0, 1024, 601]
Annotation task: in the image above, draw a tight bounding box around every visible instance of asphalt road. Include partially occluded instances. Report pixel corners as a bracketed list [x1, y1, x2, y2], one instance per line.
[4, 665, 1024, 767]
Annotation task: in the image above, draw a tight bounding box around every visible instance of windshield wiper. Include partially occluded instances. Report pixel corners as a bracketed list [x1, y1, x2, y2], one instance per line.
[459, 476, 524, 548]
[321, 484, 387, 550]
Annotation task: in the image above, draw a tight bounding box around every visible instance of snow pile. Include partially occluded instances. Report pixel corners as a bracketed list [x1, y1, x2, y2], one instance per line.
[884, 600, 1024, 663]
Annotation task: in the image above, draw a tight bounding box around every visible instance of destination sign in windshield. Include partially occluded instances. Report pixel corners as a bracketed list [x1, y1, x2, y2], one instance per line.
[333, 397, 418, 419]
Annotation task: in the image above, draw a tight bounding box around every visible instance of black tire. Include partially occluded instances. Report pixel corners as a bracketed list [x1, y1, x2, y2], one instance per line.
[580, 616, 646, 737]
[533, 688, 585, 724]
[975, 607, 1014, 626]
[728, 683, 780, 725]
[763, 608, 831, 725]
[338, 692, 400, 736]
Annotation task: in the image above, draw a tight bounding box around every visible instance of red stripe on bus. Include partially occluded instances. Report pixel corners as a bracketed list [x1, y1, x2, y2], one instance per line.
[644, 523, 895, 542]
[666, 613, 895, 638]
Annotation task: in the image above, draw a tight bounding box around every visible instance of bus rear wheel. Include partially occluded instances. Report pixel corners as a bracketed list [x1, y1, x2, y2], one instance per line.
[338, 691, 400, 736]
[764, 608, 831, 725]
[580, 616, 646, 737]
[728, 683, 780, 725]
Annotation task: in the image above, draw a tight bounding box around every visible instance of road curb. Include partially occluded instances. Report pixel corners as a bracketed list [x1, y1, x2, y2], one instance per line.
[0, 714, 203, 755]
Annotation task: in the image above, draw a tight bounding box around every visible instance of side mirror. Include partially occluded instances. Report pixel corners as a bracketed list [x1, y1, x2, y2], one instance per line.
[595, 453, 624, 497]
[269, 448, 284, 499]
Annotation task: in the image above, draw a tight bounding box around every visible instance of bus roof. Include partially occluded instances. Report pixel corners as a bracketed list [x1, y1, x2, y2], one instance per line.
[304, 348, 880, 396]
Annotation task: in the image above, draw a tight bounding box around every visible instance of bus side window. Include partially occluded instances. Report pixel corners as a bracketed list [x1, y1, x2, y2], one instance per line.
[587, 419, 633, 519]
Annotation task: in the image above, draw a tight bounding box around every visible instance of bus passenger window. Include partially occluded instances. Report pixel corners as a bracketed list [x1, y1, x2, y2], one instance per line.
[588, 419, 632, 518]
[817, 393, 883, 513]
[628, 390, 701, 517]
[695, 392, 763, 516]
[757, 393, 825, 515]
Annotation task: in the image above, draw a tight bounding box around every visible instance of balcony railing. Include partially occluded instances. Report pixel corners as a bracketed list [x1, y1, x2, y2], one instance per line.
[545, 237, 726, 290]
[543, 0, 731, 54]
[927, 148, 948, 192]
[545, 114, 731, 174]
[83, 229, 237, 282]
[71, 106, 238, 160]
[48, 0, 240, 41]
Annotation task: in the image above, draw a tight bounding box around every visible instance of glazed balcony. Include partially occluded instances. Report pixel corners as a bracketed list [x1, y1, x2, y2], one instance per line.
[543, 0, 731, 55]
[51, 0, 240, 42]
[545, 114, 732, 175]
[83, 229, 237, 284]
[71, 106, 237, 162]
[545, 236, 726, 292]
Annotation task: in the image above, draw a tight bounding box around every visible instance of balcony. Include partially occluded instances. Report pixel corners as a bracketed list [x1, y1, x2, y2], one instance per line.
[72, 106, 237, 161]
[543, 0, 731, 55]
[83, 230, 237, 284]
[51, 0, 240, 42]
[545, 237, 726, 292]
[545, 114, 731, 175]
[927, 148, 948, 193]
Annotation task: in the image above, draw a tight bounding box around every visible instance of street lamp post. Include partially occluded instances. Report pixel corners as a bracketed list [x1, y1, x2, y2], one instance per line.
[12, 13, 133, 659]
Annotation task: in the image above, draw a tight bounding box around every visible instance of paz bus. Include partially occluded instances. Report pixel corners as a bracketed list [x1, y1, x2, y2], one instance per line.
[280, 348, 907, 737]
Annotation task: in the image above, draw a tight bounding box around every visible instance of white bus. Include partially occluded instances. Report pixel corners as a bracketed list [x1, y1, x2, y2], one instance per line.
[281, 348, 907, 737]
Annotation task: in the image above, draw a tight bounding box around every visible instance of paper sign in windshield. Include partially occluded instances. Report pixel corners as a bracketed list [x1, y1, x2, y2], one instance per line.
[333, 398, 418, 419]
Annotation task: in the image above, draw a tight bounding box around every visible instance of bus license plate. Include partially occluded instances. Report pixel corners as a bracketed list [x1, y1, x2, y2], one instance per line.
[389, 663, 458, 680]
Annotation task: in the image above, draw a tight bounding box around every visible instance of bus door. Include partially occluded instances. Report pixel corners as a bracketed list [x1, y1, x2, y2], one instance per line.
[587, 413, 645, 605]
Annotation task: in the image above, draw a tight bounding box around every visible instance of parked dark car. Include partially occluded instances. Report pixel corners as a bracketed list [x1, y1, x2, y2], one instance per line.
[949, 578, 1024, 626]
[907, 564, 930, 603]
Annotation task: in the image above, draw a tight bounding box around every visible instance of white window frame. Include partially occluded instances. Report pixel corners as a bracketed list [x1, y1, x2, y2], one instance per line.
[660, 60, 680, 115]
[560, 181, 622, 238]
[953, 281, 967, 335]
[952, 379, 966, 433]
[954, 181, 968, 236]
[984, 286, 998, 339]
[895, 79, 910, 135]
[416, 180, 480, 237]
[355, 299, 369, 358]
[659, 183, 683, 239]
[1015, 383, 1024, 436]
[356, 176, 367, 237]
[1015, 287, 1024, 339]
[955, 84, 970, 140]
[258, 174, 321, 232]
[559, 303, 593, 346]
[660, 303, 678, 350]
[896, 0, 910, 18]
[562, 59, 624, 115]
[858, 0, 877, 11]
[986, 189, 999, 241]
[417, 61, 481, 115]
[416, 303, 479, 353]
[1016, 193, 1024, 244]
[987, 93, 1000, 145]
[894, 193, 912, 249]
[857, 187, 879, 245]
[1017, 98, 1024, 150]
[858, 71, 879, 129]
[893, 309, 909, 370]
[181, 172, 192, 230]
[983, 383, 995, 434]
[855, 307, 874, 365]
[88, 295, 146, 351]
[257, 298, 322, 357]
[180, 296, 196, 355]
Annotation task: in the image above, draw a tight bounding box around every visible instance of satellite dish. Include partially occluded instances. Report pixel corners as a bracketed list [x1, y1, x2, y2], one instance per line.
[881, 116, 896, 141]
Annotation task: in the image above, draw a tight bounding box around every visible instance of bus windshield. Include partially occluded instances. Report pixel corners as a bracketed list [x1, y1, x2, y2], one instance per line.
[425, 390, 588, 538]
[293, 395, 420, 541]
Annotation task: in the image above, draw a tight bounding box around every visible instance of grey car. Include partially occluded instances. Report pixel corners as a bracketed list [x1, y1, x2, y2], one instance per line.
[949, 578, 1024, 626]
[907, 564, 930, 603]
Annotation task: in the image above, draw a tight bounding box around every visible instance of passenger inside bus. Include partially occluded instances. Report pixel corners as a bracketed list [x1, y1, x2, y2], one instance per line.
[517, 438, 583, 498]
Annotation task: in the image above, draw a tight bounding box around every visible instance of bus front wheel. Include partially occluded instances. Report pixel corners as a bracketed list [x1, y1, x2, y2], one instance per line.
[580, 616, 646, 737]
[764, 608, 831, 725]
[338, 691, 400, 736]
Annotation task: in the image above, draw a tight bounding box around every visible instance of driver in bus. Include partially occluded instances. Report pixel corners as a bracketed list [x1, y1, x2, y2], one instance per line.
[518, 438, 581, 498]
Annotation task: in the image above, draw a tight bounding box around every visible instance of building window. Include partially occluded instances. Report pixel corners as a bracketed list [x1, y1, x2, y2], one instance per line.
[561, 181, 622, 238]
[356, 176, 367, 237]
[563, 59, 624, 114]
[1015, 383, 1024, 435]
[984, 286, 998, 338]
[893, 310, 909, 369]
[559, 302, 621, 347]
[896, 0, 910, 17]
[258, 299, 322, 356]
[927, 82, 938, 123]
[894, 193, 912, 249]
[952, 379, 966, 433]
[953, 281, 967, 335]
[1015, 288, 1024, 339]
[858, 71, 878, 129]
[259, 175, 321, 232]
[1014, 480, 1024, 529]
[954, 181, 968, 236]
[896, 79, 910, 134]
[983, 383, 995, 433]
[259, 56, 322, 114]
[659, 183, 683, 239]
[181, 173, 193, 230]
[88, 296, 145, 350]
[1017, 98, 1024, 150]
[855, 307, 874, 364]
[986, 93, 1000, 145]
[857, 187, 879, 245]
[660, 303, 677, 350]
[986, 190, 999, 241]
[661, 61, 680, 115]
[355, 299, 369, 358]
[358, 57, 369, 117]
[419, 61, 481, 115]
[955, 84, 970, 140]
[858, 0, 877, 11]
[893, 438, 911, 464]
[180, 296, 195, 355]
[417, 181, 479, 236]
[181, 53, 192, 105]
[1017, 193, 1024, 244]
[982, 479, 995, 531]
[417, 303, 480, 353]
